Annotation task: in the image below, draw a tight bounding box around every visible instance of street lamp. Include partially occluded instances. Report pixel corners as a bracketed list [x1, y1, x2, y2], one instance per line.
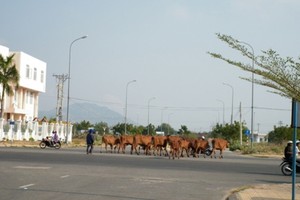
[238, 41, 255, 148]
[66, 35, 88, 143]
[160, 107, 168, 132]
[147, 97, 156, 135]
[223, 82, 234, 125]
[124, 80, 136, 134]
[216, 99, 225, 125]
[167, 113, 174, 135]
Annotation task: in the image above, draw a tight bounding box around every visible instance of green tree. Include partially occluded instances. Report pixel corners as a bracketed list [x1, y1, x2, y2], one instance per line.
[267, 126, 297, 144]
[211, 121, 247, 143]
[156, 123, 175, 135]
[178, 125, 191, 136]
[112, 123, 135, 135]
[208, 33, 300, 102]
[94, 122, 109, 135]
[0, 54, 20, 118]
[131, 125, 144, 135]
[75, 120, 93, 132]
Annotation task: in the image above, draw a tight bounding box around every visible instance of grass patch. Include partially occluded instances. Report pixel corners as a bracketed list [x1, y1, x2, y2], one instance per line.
[240, 143, 283, 156]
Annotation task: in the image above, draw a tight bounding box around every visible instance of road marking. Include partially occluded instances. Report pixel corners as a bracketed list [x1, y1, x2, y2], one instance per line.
[19, 184, 35, 189]
[60, 175, 70, 178]
[14, 166, 51, 170]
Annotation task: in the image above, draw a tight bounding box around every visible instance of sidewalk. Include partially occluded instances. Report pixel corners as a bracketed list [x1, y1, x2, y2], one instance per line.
[227, 183, 300, 200]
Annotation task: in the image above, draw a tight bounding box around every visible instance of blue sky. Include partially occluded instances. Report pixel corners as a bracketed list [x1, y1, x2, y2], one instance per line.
[1, 0, 299, 133]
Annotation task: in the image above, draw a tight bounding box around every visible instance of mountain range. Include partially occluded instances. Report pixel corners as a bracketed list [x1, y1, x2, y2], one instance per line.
[38, 102, 125, 125]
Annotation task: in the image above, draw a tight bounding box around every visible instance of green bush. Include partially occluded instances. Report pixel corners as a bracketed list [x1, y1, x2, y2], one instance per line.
[229, 141, 242, 151]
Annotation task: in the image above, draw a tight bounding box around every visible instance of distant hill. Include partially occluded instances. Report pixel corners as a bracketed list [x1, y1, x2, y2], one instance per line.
[38, 102, 125, 126]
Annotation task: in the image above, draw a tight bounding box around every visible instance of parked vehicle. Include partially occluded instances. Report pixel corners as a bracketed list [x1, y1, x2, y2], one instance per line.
[280, 157, 300, 176]
[39, 137, 61, 149]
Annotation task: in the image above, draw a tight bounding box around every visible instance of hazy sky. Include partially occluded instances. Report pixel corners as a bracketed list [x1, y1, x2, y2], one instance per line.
[1, 0, 299, 133]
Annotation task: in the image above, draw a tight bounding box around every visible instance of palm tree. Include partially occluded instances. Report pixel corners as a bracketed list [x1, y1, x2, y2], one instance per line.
[0, 54, 20, 118]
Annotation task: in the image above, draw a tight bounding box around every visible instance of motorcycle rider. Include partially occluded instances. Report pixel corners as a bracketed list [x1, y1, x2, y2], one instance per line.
[284, 141, 293, 161]
[52, 131, 59, 146]
[286, 140, 300, 171]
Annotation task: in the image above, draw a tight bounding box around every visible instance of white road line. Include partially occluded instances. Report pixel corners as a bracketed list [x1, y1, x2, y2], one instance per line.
[60, 175, 70, 178]
[14, 166, 51, 169]
[19, 184, 35, 189]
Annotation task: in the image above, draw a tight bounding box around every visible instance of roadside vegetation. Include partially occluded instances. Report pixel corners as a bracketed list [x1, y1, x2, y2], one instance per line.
[67, 119, 294, 156]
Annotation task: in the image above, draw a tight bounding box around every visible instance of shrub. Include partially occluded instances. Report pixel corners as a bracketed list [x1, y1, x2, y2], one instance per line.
[229, 141, 242, 151]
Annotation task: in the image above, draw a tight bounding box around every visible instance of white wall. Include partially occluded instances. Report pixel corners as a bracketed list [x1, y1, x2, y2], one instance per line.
[0, 45, 9, 57]
[12, 51, 46, 93]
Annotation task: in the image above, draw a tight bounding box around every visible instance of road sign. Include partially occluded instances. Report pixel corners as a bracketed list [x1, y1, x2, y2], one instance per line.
[244, 129, 250, 136]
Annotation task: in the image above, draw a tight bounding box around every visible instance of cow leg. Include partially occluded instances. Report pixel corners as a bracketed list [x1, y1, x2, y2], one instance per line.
[186, 148, 190, 158]
[105, 144, 108, 153]
[109, 144, 113, 153]
[211, 149, 216, 159]
[220, 149, 223, 159]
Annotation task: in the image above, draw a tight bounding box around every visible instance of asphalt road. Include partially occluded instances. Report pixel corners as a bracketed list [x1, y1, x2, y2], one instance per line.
[0, 147, 293, 200]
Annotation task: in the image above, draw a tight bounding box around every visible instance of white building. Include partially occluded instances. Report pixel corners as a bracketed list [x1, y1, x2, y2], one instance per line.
[0, 45, 73, 143]
[0, 45, 46, 121]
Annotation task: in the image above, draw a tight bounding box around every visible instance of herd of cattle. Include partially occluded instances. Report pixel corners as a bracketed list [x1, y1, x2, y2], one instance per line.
[100, 134, 229, 159]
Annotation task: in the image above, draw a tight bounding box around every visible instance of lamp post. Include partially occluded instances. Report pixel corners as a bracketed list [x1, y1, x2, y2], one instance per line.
[124, 80, 136, 134]
[223, 83, 234, 125]
[238, 41, 255, 148]
[66, 35, 87, 143]
[167, 113, 174, 135]
[147, 97, 155, 135]
[160, 107, 167, 132]
[216, 99, 225, 125]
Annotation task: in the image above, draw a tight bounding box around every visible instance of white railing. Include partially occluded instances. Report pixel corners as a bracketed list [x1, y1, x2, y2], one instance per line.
[0, 119, 73, 143]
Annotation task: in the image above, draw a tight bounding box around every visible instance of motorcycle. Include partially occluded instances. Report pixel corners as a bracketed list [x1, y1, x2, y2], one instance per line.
[39, 137, 61, 149]
[280, 157, 300, 176]
[204, 148, 212, 156]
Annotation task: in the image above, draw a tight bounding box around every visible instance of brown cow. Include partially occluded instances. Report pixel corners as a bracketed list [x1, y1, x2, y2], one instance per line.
[168, 139, 180, 160]
[179, 139, 193, 157]
[132, 135, 153, 155]
[194, 139, 210, 158]
[101, 135, 120, 153]
[119, 135, 134, 154]
[166, 135, 183, 157]
[152, 135, 168, 156]
[211, 138, 229, 159]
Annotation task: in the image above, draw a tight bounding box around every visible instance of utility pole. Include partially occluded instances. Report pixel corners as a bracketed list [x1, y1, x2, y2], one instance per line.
[53, 74, 68, 123]
[239, 102, 242, 145]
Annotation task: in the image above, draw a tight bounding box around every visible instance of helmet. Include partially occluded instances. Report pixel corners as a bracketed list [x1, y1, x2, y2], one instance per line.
[288, 141, 293, 144]
[296, 140, 300, 144]
[201, 136, 205, 139]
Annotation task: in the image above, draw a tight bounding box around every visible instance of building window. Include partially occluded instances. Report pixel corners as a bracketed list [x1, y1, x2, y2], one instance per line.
[33, 68, 37, 80]
[41, 70, 44, 83]
[30, 92, 33, 104]
[26, 91, 29, 104]
[26, 65, 30, 78]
